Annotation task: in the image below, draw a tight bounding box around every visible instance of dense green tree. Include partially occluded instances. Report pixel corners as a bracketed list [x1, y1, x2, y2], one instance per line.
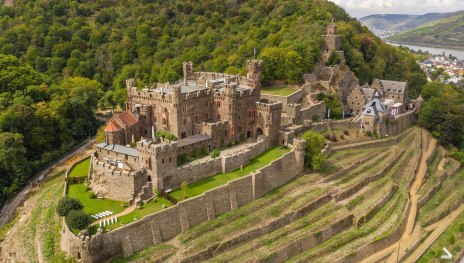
[56, 197, 83, 216]
[65, 210, 92, 230]
[301, 130, 326, 171]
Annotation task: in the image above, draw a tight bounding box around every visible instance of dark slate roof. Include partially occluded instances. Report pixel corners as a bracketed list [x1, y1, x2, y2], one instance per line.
[380, 80, 407, 95]
[176, 134, 211, 148]
[96, 143, 139, 157]
[362, 97, 387, 116]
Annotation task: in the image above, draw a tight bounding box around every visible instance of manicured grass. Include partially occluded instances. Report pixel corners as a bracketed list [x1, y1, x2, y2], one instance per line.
[67, 183, 125, 216]
[68, 158, 90, 177]
[170, 147, 291, 201]
[106, 197, 172, 230]
[260, 86, 299, 96]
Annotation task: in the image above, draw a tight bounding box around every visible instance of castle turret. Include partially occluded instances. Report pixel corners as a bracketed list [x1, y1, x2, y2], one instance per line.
[183, 62, 194, 85]
[256, 99, 282, 146]
[246, 59, 263, 90]
[293, 138, 306, 174]
[172, 85, 182, 103]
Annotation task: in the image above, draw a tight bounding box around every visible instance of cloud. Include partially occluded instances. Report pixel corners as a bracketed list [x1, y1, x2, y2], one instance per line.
[330, 0, 464, 17]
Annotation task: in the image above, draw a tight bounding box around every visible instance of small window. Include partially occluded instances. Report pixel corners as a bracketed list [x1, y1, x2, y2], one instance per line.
[169, 157, 171, 162]
[162, 158, 164, 164]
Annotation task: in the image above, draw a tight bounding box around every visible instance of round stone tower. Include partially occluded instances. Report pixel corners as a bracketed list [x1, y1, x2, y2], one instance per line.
[292, 138, 306, 174]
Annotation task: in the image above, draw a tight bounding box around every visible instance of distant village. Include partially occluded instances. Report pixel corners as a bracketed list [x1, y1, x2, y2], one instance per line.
[419, 54, 464, 86]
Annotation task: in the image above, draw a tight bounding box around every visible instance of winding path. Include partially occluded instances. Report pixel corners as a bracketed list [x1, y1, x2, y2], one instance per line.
[360, 129, 437, 263]
[0, 138, 96, 227]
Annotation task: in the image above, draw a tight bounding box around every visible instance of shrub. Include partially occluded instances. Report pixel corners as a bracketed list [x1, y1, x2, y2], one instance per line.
[340, 134, 345, 140]
[88, 192, 96, 199]
[210, 148, 220, 159]
[56, 197, 83, 216]
[312, 115, 320, 122]
[200, 145, 207, 157]
[66, 210, 92, 231]
[366, 130, 372, 137]
[324, 134, 331, 140]
[239, 133, 245, 142]
[330, 134, 338, 142]
[343, 130, 350, 136]
[155, 130, 177, 141]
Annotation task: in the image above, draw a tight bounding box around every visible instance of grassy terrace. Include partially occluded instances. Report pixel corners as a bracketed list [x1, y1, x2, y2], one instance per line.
[106, 197, 172, 231]
[68, 158, 90, 177]
[260, 86, 299, 96]
[419, 169, 464, 226]
[418, 211, 464, 263]
[67, 184, 125, 216]
[170, 146, 290, 201]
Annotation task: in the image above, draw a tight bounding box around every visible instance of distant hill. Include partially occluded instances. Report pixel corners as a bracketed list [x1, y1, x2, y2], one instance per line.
[388, 12, 464, 48]
[360, 11, 463, 38]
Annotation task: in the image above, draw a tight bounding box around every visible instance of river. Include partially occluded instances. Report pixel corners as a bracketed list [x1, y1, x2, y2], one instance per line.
[387, 42, 464, 60]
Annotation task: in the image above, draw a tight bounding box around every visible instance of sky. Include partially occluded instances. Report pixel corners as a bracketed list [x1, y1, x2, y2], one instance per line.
[330, 0, 464, 18]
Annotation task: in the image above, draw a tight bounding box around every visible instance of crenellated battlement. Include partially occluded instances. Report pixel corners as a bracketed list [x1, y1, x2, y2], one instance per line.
[91, 156, 139, 178]
[256, 100, 283, 112]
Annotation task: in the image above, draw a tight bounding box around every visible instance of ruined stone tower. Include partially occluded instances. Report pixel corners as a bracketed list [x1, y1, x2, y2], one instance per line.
[246, 59, 263, 91]
[183, 62, 194, 85]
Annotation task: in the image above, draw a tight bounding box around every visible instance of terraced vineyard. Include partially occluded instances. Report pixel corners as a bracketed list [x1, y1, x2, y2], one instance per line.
[108, 127, 463, 263]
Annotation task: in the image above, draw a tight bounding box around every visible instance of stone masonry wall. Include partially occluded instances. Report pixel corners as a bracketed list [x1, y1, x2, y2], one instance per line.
[300, 102, 326, 121]
[62, 142, 305, 263]
[260, 89, 304, 111]
[163, 137, 267, 190]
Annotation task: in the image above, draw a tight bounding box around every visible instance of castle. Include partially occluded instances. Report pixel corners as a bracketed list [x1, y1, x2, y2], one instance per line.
[90, 60, 282, 203]
[62, 23, 421, 263]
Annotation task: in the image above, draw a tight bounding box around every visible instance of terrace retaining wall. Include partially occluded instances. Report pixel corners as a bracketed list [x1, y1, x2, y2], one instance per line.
[61, 140, 306, 262]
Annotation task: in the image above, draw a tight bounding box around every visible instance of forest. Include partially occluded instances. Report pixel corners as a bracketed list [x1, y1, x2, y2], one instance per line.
[0, 0, 432, 205]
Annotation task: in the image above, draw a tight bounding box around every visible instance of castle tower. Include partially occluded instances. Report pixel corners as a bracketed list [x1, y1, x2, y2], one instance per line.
[324, 24, 341, 52]
[183, 62, 194, 85]
[293, 138, 306, 174]
[256, 100, 282, 147]
[126, 79, 135, 112]
[246, 59, 263, 91]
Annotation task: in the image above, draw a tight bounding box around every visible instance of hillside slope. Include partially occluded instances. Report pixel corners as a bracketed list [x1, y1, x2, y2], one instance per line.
[388, 12, 464, 48]
[360, 11, 463, 38]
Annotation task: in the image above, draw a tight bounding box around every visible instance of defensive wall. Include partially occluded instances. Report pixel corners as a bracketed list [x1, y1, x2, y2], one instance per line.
[260, 89, 305, 110]
[61, 139, 306, 262]
[163, 137, 268, 189]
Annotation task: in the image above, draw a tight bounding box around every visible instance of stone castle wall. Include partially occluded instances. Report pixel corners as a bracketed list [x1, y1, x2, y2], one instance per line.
[61, 141, 305, 262]
[89, 157, 147, 202]
[300, 102, 326, 121]
[260, 89, 305, 111]
[163, 137, 267, 190]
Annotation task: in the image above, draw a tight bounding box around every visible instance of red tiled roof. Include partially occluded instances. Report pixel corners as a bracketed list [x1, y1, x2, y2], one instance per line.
[116, 111, 138, 127]
[105, 119, 122, 132]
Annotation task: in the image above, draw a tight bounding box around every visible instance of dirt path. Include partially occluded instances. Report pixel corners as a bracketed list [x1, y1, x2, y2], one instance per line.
[404, 204, 464, 263]
[0, 139, 95, 228]
[360, 129, 437, 263]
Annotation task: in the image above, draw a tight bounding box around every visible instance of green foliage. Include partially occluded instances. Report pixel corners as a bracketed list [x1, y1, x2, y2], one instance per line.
[326, 50, 341, 66]
[419, 81, 464, 147]
[155, 130, 177, 141]
[210, 148, 221, 159]
[65, 210, 91, 231]
[56, 197, 83, 217]
[301, 130, 326, 171]
[315, 93, 342, 119]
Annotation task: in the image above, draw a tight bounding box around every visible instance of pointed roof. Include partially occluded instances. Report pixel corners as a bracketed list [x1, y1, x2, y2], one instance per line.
[117, 111, 138, 127]
[105, 119, 122, 132]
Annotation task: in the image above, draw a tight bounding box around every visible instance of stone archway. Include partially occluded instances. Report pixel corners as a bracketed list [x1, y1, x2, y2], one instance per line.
[256, 127, 264, 137]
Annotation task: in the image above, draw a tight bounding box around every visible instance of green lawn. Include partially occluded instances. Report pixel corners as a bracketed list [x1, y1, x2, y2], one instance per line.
[68, 158, 90, 177]
[106, 197, 172, 230]
[67, 183, 125, 216]
[170, 147, 291, 201]
[260, 86, 299, 96]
